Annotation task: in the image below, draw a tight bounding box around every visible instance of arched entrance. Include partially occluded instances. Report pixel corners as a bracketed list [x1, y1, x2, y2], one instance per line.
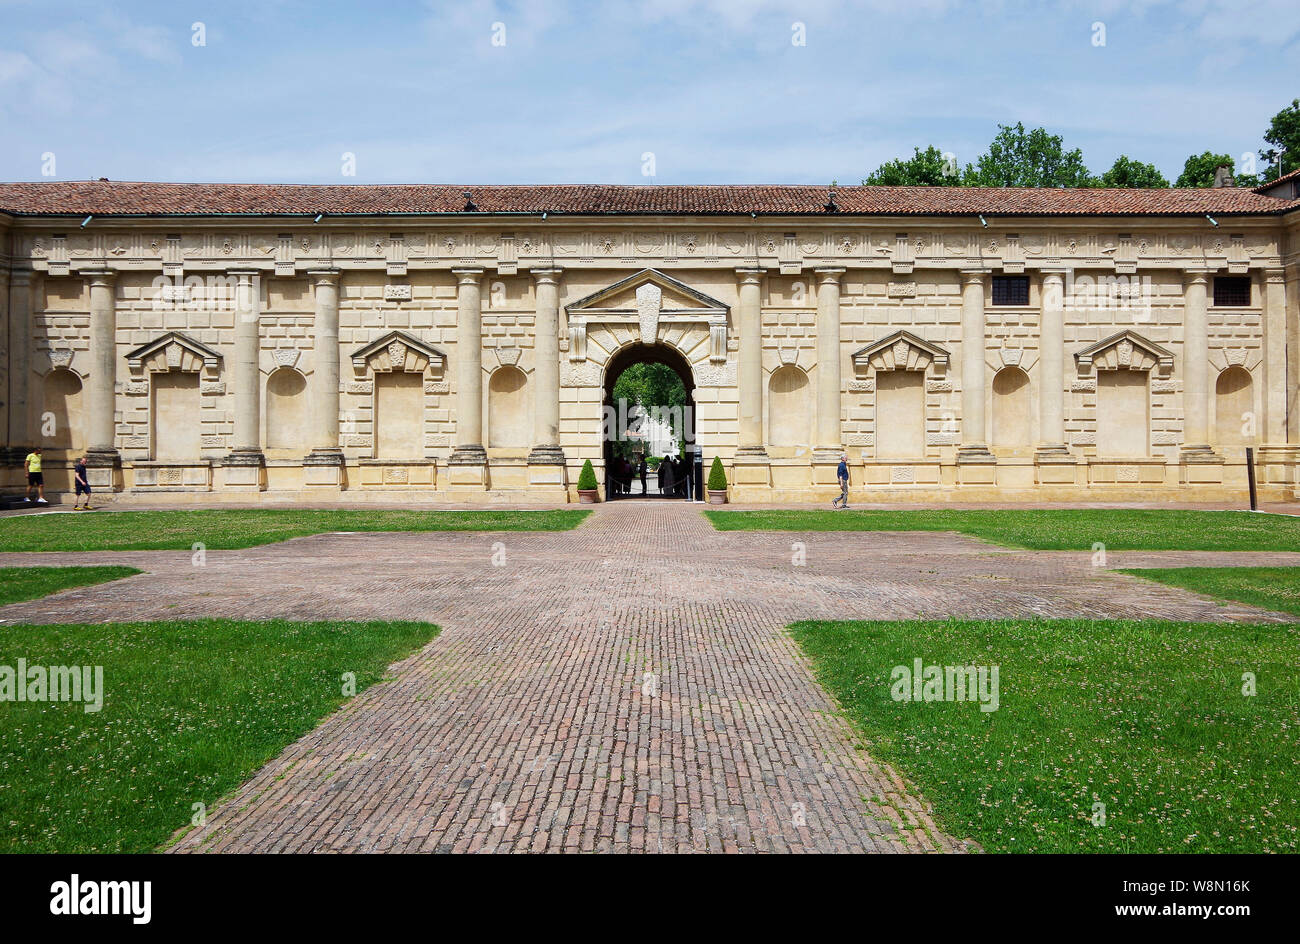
[602, 342, 697, 499]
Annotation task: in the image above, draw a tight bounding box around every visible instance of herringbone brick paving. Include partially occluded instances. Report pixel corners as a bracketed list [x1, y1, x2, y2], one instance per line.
[1, 502, 1295, 853]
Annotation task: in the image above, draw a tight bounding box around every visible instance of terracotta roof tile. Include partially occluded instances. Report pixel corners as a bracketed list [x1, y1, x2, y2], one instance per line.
[0, 179, 1295, 218]
[1254, 166, 1300, 193]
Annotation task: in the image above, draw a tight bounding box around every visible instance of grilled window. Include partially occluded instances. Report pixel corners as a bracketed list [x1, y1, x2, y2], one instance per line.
[1213, 276, 1251, 307]
[991, 275, 1030, 306]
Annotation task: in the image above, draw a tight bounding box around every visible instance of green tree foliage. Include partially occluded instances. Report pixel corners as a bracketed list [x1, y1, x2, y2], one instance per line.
[961, 123, 1098, 187]
[862, 145, 956, 185]
[1175, 151, 1259, 188]
[1260, 98, 1300, 181]
[1098, 155, 1169, 188]
[577, 459, 598, 491]
[612, 361, 688, 439]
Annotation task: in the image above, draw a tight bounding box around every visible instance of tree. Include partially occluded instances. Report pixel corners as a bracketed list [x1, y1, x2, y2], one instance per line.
[1260, 98, 1300, 181]
[611, 362, 688, 439]
[962, 123, 1097, 187]
[862, 145, 956, 185]
[1098, 155, 1168, 188]
[1175, 151, 1258, 188]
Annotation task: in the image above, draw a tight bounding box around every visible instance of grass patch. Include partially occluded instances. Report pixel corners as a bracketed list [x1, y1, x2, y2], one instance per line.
[790, 618, 1300, 853]
[0, 508, 591, 552]
[0, 619, 437, 853]
[0, 566, 141, 607]
[706, 508, 1300, 552]
[1122, 566, 1300, 617]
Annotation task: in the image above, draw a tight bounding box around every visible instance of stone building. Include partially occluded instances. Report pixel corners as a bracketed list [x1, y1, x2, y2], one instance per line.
[1, 177, 1298, 502]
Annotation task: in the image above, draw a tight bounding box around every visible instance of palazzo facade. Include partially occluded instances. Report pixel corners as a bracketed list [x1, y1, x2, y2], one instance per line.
[2, 178, 1299, 503]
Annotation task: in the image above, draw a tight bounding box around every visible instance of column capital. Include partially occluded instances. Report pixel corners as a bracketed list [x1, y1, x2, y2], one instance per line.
[736, 267, 766, 281]
[959, 268, 990, 282]
[83, 268, 116, 283]
[307, 268, 340, 285]
[9, 267, 35, 286]
[1264, 267, 1286, 283]
[813, 267, 845, 281]
[452, 266, 485, 283]
[530, 266, 563, 283]
[1182, 268, 1213, 283]
[227, 268, 260, 281]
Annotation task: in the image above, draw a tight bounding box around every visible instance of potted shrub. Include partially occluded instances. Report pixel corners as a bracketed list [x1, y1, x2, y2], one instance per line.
[576, 459, 600, 504]
[706, 456, 728, 504]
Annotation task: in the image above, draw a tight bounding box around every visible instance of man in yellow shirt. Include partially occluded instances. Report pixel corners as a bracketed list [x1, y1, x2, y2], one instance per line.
[25, 447, 48, 504]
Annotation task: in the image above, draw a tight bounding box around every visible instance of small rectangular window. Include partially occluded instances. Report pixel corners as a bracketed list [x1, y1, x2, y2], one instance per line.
[991, 275, 1030, 306]
[1213, 276, 1251, 307]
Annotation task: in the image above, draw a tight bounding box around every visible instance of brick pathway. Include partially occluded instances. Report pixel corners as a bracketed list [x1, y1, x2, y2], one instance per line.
[1, 502, 1296, 853]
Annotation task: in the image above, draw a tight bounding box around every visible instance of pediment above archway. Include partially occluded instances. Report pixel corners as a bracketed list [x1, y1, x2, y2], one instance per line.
[351, 330, 445, 374]
[852, 330, 950, 373]
[126, 331, 221, 376]
[566, 269, 729, 351]
[1075, 330, 1173, 374]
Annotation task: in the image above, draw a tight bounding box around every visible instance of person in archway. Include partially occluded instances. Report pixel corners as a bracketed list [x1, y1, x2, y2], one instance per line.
[832, 452, 850, 509]
[638, 456, 648, 495]
[660, 454, 675, 497]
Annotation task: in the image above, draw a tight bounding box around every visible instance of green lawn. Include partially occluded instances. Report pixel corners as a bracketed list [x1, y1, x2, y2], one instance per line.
[791, 618, 1300, 853]
[1122, 566, 1300, 617]
[706, 508, 1300, 551]
[0, 508, 591, 552]
[0, 619, 437, 853]
[0, 565, 141, 607]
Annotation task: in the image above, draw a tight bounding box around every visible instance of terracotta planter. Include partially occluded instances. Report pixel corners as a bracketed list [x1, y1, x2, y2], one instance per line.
[578, 489, 599, 504]
[707, 489, 728, 505]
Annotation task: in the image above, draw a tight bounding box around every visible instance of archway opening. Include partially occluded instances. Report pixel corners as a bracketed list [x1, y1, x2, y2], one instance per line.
[602, 342, 696, 499]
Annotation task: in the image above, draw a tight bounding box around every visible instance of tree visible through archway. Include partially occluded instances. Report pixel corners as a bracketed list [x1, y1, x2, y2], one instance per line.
[603, 344, 695, 499]
[612, 362, 688, 450]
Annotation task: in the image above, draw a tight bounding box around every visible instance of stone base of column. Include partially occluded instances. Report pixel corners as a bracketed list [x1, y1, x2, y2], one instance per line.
[84, 447, 122, 491]
[956, 443, 996, 464]
[1179, 444, 1222, 463]
[810, 451, 843, 487]
[526, 444, 567, 466]
[526, 448, 568, 494]
[956, 444, 997, 485]
[1254, 444, 1299, 488]
[221, 449, 266, 490]
[2, 445, 34, 468]
[447, 445, 488, 489]
[303, 448, 345, 488]
[1034, 445, 1079, 486]
[1179, 444, 1225, 486]
[730, 452, 772, 501]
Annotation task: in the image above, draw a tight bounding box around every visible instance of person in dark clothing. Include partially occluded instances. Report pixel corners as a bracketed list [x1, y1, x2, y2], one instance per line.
[832, 452, 850, 509]
[638, 457, 648, 495]
[73, 455, 94, 510]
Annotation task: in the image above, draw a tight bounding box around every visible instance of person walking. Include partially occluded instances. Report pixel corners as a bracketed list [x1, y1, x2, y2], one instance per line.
[24, 446, 48, 505]
[72, 454, 94, 510]
[831, 451, 850, 509]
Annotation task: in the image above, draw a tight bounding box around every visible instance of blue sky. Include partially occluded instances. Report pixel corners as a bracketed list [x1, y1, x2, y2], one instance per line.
[1, 0, 1296, 185]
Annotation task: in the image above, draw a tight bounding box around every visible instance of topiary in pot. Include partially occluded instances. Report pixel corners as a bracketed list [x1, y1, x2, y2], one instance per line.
[576, 459, 600, 503]
[706, 456, 728, 504]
